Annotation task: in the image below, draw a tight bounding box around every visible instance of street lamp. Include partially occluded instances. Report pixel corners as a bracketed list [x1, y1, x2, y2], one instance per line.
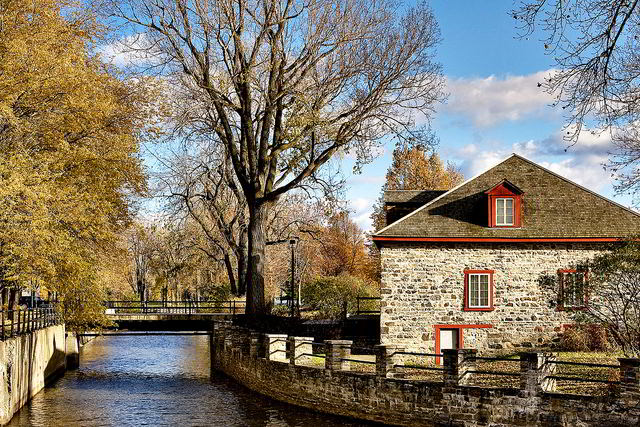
[289, 237, 299, 317]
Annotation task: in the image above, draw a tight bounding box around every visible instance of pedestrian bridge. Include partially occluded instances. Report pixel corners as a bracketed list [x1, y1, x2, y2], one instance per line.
[103, 300, 244, 330]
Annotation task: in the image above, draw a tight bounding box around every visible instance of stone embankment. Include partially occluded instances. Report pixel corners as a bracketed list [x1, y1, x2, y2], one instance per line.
[211, 321, 640, 427]
[0, 325, 66, 425]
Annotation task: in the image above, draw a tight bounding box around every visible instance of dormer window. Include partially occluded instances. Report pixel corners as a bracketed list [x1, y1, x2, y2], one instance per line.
[485, 180, 523, 228]
[496, 198, 514, 226]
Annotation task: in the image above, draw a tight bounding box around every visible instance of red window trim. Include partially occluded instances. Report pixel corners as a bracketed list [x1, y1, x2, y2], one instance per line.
[463, 269, 495, 311]
[485, 181, 523, 228]
[556, 269, 589, 311]
[433, 324, 492, 364]
[488, 195, 522, 228]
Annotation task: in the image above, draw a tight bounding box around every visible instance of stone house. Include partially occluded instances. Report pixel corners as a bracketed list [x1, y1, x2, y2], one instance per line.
[372, 154, 640, 356]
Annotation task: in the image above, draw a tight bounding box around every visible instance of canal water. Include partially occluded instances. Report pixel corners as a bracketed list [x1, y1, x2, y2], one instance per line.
[8, 334, 374, 426]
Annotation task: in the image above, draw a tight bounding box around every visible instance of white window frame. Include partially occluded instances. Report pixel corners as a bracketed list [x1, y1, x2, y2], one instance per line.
[560, 271, 587, 309]
[468, 273, 491, 308]
[495, 197, 514, 226]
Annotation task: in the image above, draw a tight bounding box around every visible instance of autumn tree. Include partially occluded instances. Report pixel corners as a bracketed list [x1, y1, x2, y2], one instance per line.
[513, 1, 640, 193]
[103, 0, 445, 314]
[371, 144, 464, 231]
[0, 0, 159, 328]
[319, 211, 377, 282]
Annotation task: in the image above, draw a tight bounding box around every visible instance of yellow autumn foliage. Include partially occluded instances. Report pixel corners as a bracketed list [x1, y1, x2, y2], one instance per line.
[0, 0, 163, 329]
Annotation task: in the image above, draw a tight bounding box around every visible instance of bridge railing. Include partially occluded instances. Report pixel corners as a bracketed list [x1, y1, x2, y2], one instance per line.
[104, 300, 245, 315]
[1, 306, 61, 340]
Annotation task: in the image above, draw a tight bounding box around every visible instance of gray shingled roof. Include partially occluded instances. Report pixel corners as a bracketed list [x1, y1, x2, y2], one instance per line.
[383, 190, 447, 204]
[375, 154, 640, 238]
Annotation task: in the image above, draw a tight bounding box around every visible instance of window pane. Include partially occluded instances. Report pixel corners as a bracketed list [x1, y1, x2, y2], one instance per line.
[496, 199, 504, 224]
[469, 275, 478, 306]
[480, 275, 489, 306]
[561, 272, 586, 307]
[505, 199, 513, 224]
[469, 274, 490, 307]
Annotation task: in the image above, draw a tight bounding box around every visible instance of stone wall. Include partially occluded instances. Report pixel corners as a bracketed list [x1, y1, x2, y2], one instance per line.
[212, 322, 640, 427]
[380, 242, 604, 353]
[0, 324, 66, 425]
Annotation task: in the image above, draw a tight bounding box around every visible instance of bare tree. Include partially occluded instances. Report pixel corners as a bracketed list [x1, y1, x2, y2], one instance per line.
[583, 240, 640, 356]
[126, 223, 156, 302]
[104, 0, 445, 313]
[513, 1, 640, 193]
[159, 143, 250, 296]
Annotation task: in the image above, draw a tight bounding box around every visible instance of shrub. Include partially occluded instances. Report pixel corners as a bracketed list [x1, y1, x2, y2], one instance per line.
[560, 324, 616, 352]
[301, 275, 378, 319]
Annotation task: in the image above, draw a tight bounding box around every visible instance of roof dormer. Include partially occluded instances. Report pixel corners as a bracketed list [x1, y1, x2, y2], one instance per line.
[485, 180, 523, 228]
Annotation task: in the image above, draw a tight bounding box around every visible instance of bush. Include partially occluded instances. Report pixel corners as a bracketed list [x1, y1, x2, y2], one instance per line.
[560, 324, 615, 352]
[301, 275, 378, 319]
[271, 304, 289, 317]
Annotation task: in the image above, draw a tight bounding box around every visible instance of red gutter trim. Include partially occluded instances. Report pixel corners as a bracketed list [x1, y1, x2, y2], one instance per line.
[372, 237, 621, 243]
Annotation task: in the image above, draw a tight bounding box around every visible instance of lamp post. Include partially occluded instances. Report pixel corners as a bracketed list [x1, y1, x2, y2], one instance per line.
[289, 238, 298, 317]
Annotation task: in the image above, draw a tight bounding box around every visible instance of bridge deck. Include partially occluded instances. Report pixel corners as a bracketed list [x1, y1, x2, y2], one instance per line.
[107, 313, 233, 321]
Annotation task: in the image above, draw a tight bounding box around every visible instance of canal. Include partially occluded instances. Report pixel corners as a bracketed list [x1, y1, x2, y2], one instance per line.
[7, 334, 374, 426]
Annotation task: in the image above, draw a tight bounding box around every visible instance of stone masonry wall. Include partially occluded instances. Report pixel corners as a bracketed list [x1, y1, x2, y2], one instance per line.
[0, 324, 66, 425]
[212, 323, 640, 427]
[380, 242, 604, 353]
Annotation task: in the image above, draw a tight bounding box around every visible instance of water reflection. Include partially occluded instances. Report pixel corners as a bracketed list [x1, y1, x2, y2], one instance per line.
[8, 334, 375, 427]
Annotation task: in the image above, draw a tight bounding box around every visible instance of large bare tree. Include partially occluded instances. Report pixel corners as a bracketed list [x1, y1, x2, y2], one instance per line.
[104, 0, 445, 313]
[513, 1, 640, 193]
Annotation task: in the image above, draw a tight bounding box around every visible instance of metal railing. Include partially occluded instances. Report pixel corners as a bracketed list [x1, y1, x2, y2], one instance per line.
[546, 359, 621, 390]
[0, 307, 61, 340]
[355, 296, 381, 315]
[104, 300, 245, 315]
[393, 351, 446, 372]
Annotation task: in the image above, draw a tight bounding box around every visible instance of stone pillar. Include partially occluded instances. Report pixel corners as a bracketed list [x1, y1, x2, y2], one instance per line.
[375, 344, 404, 378]
[443, 349, 476, 387]
[265, 334, 288, 362]
[520, 351, 557, 395]
[289, 336, 314, 366]
[618, 357, 640, 399]
[325, 340, 352, 371]
[249, 332, 262, 358]
[65, 332, 79, 369]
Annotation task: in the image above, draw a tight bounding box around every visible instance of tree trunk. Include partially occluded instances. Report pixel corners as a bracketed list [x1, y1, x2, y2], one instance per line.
[245, 202, 269, 315]
[224, 254, 237, 296]
[237, 226, 248, 296]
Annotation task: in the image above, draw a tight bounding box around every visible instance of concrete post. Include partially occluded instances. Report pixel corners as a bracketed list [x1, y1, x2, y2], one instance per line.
[289, 336, 314, 366]
[249, 332, 262, 358]
[325, 340, 352, 371]
[618, 357, 640, 399]
[265, 334, 288, 362]
[443, 349, 476, 387]
[375, 344, 404, 378]
[65, 332, 79, 369]
[520, 351, 557, 395]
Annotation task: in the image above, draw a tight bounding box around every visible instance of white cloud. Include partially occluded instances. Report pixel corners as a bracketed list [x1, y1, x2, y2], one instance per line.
[97, 33, 162, 68]
[348, 175, 385, 186]
[352, 209, 374, 232]
[345, 197, 374, 231]
[456, 127, 615, 193]
[351, 197, 372, 212]
[443, 70, 557, 127]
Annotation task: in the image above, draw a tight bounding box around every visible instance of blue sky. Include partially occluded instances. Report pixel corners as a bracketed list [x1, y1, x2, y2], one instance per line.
[343, 1, 635, 231]
[99, 1, 634, 228]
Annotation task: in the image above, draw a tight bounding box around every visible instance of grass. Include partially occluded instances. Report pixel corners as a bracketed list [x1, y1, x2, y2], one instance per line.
[553, 351, 622, 396]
